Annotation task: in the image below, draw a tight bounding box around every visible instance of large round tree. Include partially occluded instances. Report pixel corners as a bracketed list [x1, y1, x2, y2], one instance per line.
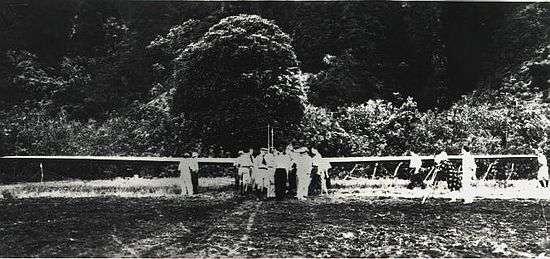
[171, 14, 306, 151]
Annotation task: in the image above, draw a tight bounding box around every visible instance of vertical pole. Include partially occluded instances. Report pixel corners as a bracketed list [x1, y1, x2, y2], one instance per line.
[371, 163, 379, 179]
[267, 124, 270, 151]
[506, 163, 515, 181]
[271, 127, 274, 151]
[40, 163, 44, 183]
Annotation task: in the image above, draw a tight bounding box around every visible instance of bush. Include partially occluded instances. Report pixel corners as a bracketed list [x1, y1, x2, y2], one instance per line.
[2, 190, 15, 199]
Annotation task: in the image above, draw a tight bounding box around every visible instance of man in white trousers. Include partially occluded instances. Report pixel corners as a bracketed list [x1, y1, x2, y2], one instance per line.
[178, 153, 194, 196]
[461, 146, 477, 204]
[236, 150, 254, 194]
[254, 148, 270, 199]
[295, 147, 313, 200]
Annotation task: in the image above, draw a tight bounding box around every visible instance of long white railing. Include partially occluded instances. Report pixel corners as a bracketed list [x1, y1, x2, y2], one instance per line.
[0, 154, 538, 164]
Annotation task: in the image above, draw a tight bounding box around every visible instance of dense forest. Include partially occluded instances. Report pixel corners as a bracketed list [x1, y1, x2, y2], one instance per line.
[1, 1, 550, 157]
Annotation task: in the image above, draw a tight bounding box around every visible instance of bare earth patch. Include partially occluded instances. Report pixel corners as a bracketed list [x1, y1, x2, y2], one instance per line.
[1, 183, 550, 257]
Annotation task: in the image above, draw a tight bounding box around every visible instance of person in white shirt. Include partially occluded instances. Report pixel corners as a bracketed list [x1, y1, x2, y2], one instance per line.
[461, 146, 477, 204]
[178, 153, 194, 196]
[295, 147, 313, 200]
[407, 151, 425, 189]
[188, 152, 200, 194]
[253, 148, 270, 199]
[265, 148, 276, 199]
[410, 151, 423, 174]
[234, 151, 244, 190]
[273, 148, 292, 200]
[236, 150, 254, 194]
[536, 148, 549, 188]
[312, 148, 331, 195]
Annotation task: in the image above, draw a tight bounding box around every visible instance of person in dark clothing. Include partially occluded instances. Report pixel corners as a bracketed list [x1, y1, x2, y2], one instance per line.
[273, 149, 291, 200]
[189, 152, 200, 194]
[286, 144, 297, 197]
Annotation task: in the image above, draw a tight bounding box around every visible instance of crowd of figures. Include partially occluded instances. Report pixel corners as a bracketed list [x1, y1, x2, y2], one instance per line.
[407, 146, 478, 204]
[234, 144, 331, 200]
[407, 146, 549, 203]
[176, 144, 550, 203]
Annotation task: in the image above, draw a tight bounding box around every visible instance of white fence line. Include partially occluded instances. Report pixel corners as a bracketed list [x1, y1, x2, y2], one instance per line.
[0, 154, 538, 165]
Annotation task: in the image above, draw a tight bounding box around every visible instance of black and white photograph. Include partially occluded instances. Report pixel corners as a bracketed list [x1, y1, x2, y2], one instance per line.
[1, 0, 550, 257]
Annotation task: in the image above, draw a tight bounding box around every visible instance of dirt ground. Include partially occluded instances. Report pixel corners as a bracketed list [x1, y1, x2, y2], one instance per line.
[1, 186, 550, 257]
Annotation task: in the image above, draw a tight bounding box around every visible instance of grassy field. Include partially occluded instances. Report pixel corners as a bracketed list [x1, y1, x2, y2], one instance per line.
[1, 179, 550, 257]
[0, 176, 235, 198]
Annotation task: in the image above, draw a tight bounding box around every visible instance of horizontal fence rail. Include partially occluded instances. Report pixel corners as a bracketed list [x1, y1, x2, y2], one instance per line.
[0, 154, 538, 164]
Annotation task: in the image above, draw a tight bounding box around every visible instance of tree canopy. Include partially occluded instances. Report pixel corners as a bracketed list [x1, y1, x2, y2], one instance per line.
[171, 14, 306, 150]
[2, 2, 550, 156]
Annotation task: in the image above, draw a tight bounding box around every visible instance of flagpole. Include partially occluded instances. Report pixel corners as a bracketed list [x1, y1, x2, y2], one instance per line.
[271, 127, 274, 151]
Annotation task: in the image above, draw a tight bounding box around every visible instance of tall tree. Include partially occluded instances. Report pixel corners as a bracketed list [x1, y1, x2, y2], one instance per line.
[172, 14, 306, 150]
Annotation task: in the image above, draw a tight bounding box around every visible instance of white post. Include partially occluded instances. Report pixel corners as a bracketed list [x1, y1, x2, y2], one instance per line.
[371, 163, 379, 179]
[39, 163, 44, 183]
[506, 163, 515, 181]
[270, 127, 274, 151]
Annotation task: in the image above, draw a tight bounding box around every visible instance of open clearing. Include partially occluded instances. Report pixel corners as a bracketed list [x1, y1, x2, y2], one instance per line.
[1, 182, 550, 257]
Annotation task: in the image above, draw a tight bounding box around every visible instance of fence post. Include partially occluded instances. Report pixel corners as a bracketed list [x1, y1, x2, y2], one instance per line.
[40, 163, 44, 183]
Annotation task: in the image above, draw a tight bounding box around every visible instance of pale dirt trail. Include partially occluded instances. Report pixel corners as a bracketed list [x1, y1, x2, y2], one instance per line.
[107, 193, 263, 257]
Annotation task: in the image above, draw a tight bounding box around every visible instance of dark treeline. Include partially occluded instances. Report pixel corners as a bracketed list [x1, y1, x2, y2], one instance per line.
[2, 1, 548, 110]
[1, 1, 550, 157]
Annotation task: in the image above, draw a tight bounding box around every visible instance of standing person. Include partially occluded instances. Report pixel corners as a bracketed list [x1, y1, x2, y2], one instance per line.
[407, 151, 425, 189]
[286, 143, 298, 196]
[461, 146, 477, 204]
[274, 148, 292, 200]
[189, 152, 200, 194]
[248, 148, 257, 192]
[309, 148, 321, 196]
[234, 151, 244, 190]
[178, 153, 194, 196]
[295, 147, 313, 200]
[254, 148, 270, 199]
[536, 148, 549, 188]
[236, 150, 254, 194]
[312, 148, 331, 195]
[434, 150, 460, 198]
[265, 148, 276, 199]
[438, 150, 462, 203]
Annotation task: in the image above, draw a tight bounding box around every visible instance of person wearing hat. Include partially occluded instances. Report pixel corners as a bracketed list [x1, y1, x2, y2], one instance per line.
[536, 148, 549, 188]
[265, 148, 276, 199]
[274, 147, 292, 200]
[178, 153, 194, 196]
[189, 152, 200, 194]
[254, 148, 270, 199]
[235, 150, 254, 194]
[295, 147, 313, 200]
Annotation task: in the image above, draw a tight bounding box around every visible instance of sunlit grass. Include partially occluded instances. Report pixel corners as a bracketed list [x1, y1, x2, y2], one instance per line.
[331, 177, 548, 200]
[0, 176, 234, 199]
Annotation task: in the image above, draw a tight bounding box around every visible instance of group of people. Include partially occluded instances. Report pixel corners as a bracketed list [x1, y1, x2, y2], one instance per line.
[407, 146, 478, 203]
[408, 146, 549, 203]
[234, 144, 331, 200]
[178, 144, 550, 203]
